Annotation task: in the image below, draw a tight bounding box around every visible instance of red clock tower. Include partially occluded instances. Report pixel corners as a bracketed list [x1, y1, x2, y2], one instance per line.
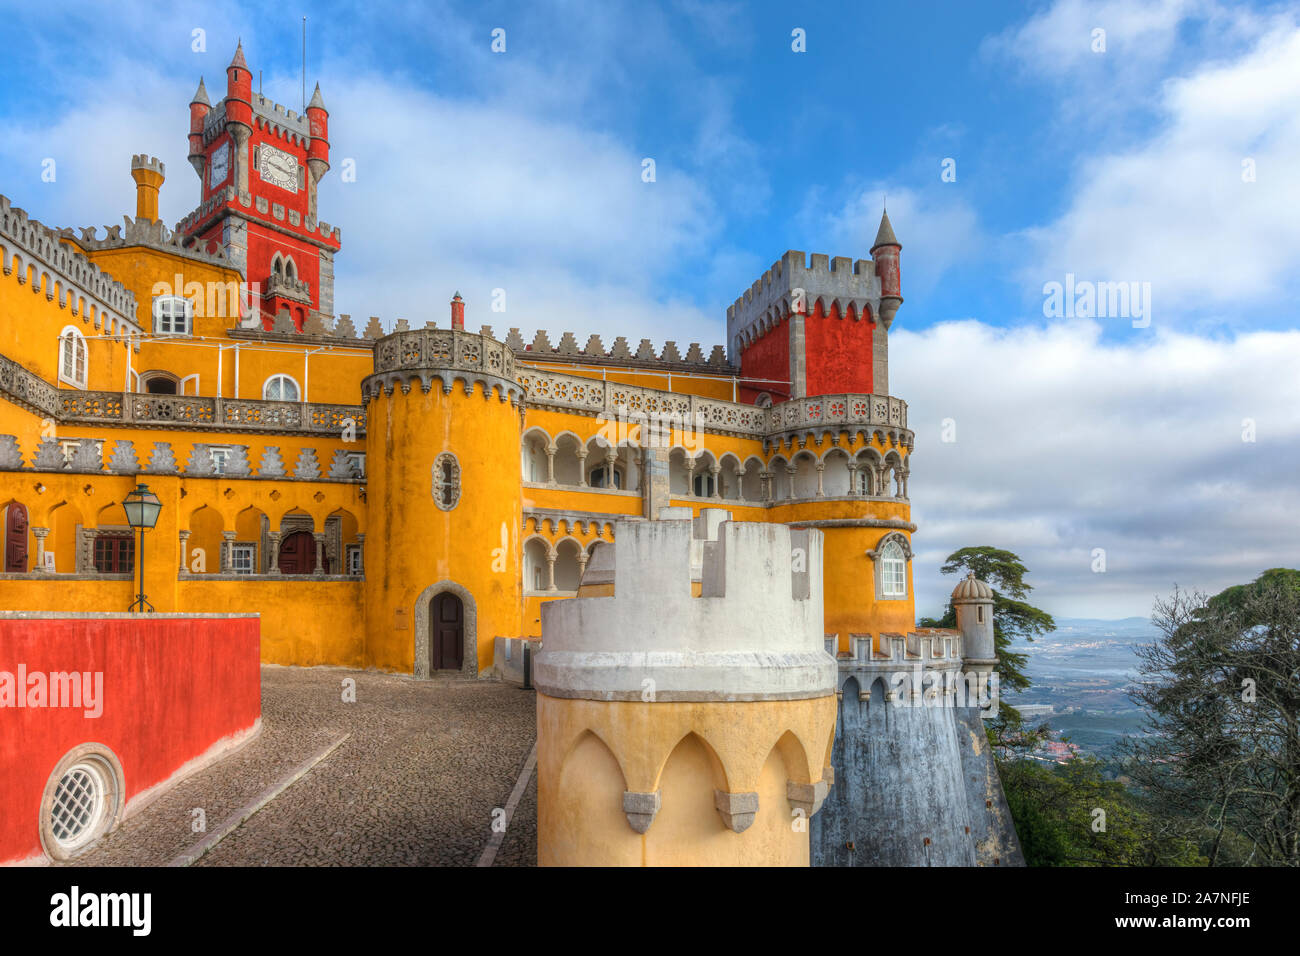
[177, 42, 341, 331]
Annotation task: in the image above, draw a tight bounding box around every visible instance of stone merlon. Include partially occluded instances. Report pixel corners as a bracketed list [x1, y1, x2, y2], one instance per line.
[534, 511, 837, 702]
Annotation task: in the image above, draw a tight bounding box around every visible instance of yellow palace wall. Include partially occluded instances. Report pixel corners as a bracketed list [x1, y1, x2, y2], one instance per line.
[4, 229, 918, 675]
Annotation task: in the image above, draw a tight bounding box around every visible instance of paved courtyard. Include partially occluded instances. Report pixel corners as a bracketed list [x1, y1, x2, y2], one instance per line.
[61, 665, 538, 867]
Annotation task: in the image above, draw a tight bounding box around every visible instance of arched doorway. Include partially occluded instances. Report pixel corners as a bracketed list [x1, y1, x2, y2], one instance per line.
[4, 503, 28, 572]
[413, 581, 478, 679]
[431, 592, 464, 671]
[278, 530, 328, 574]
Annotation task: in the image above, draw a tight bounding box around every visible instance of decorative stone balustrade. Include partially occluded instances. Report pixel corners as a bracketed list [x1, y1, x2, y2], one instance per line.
[514, 361, 911, 445]
[0, 352, 364, 436]
[363, 328, 521, 402]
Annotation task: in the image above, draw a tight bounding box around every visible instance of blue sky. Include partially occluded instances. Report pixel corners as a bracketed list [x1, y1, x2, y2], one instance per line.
[2, 0, 1298, 619]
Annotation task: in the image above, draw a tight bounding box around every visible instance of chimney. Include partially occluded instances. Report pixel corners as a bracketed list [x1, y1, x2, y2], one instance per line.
[130, 154, 166, 222]
[450, 292, 465, 330]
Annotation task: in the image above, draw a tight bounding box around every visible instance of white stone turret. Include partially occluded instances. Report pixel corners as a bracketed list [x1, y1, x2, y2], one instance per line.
[535, 514, 834, 702]
[534, 512, 839, 866]
[952, 572, 996, 672]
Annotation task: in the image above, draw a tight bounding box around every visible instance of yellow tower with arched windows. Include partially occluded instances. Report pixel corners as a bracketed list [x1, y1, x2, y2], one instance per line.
[360, 327, 524, 677]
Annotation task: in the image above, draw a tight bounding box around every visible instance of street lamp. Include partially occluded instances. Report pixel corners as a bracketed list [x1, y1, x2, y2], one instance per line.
[122, 483, 161, 612]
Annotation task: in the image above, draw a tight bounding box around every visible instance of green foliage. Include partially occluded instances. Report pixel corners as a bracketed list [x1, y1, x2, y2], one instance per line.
[918, 545, 1056, 737]
[1124, 569, 1300, 866]
[999, 756, 1206, 866]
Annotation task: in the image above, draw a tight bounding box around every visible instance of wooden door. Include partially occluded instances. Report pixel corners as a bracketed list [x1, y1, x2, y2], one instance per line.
[5, 503, 28, 572]
[277, 530, 315, 574]
[432, 593, 463, 670]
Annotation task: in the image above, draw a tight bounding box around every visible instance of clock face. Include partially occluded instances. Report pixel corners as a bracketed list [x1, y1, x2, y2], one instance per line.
[258, 144, 299, 192]
[209, 142, 230, 188]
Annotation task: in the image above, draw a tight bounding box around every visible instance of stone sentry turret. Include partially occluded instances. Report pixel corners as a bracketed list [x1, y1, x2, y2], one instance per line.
[811, 572, 1025, 867]
[534, 509, 838, 866]
[726, 211, 902, 403]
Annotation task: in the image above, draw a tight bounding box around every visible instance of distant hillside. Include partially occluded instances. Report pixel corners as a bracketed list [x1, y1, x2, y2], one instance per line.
[1003, 617, 1156, 757]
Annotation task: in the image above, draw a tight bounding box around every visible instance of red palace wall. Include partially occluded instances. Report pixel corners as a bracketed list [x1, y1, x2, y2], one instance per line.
[803, 301, 875, 396]
[738, 319, 792, 404]
[0, 613, 260, 864]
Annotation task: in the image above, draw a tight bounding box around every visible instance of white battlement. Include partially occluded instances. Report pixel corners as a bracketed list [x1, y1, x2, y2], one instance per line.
[534, 513, 836, 702]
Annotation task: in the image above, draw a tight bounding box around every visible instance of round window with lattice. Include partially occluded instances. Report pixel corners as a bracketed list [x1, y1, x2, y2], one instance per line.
[40, 745, 124, 860]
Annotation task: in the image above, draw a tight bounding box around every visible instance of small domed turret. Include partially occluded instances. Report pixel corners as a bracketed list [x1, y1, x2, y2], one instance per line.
[951, 571, 993, 602]
[951, 572, 996, 669]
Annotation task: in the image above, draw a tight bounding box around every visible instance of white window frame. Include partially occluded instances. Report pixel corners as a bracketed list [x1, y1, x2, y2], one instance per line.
[692, 472, 715, 497]
[58, 326, 88, 388]
[208, 445, 233, 475]
[880, 541, 907, 598]
[152, 296, 194, 335]
[345, 544, 363, 576]
[868, 532, 912, 601]
[229, 543, 256, 574]
[262, 374, 301, 402]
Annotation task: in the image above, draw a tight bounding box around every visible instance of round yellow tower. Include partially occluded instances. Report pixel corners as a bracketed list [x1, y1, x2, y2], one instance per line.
[535, 511, 838, 866]
[361, 322, 524, 677]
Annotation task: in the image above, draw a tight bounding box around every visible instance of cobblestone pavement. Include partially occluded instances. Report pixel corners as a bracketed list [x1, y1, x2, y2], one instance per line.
[62, 665, 538, 867]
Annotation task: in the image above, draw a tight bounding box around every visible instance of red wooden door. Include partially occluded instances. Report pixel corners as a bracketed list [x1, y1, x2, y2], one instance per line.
[277, 530, 315, 574]
[433, 593, 463, 670]
[5, 503, 28, 572]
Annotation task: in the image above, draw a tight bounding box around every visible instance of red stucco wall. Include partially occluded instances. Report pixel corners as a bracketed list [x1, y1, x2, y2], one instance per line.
[0, 614, 260, 863]
[739, 319, 792, 404]
[804, 301, 874, 396]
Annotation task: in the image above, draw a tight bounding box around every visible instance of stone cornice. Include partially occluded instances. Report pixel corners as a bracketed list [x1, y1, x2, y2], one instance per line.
[363, 329, 523, 404]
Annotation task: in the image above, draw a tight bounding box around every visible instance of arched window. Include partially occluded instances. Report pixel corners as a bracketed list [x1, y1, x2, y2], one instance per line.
[58, 327, 87, 388]
[284, 257, 296, 281]
[262, 374, 300, 401]
[433, 453, 461, 511]
[868, 533, 912, 601]
[880, 541, 907, 598]
[152, 296, 193, 335]
[142, 372, 179, 394]
[590, 465, 622, 489]
[272, 255, 283, 276]
[692, 472, 715, 497]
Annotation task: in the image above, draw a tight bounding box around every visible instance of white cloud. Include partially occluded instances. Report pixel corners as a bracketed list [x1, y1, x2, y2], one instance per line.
[997, 3, 1300, 319]
[798, 183, 981, 299]
[893, 319, 1300, 619]
[983, 0, 1202, 79]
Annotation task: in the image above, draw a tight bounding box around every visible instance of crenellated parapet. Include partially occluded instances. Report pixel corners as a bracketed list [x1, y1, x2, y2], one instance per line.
[0, 195, 140, 338]
[60, 217, 231, 269]
[362, 328, 523, 404]
[536, 515, 835, 701]
[535, 513, 839, 865]
[812, 573, 1024, 868]
[727, 250, 883, 359]
[506, 327, 734, 374]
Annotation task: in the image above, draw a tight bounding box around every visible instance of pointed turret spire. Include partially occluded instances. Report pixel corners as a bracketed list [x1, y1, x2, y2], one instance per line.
[307, 82, 326, 112]
[229, 40, 248, 70]
[191, 77, 210, 106]
[871, 208, 899, 251]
